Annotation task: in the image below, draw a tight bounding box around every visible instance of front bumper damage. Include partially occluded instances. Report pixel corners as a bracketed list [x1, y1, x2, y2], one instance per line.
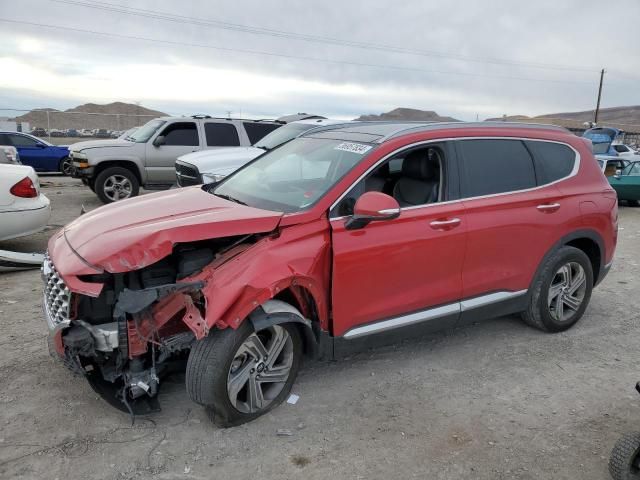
[43, 253, 207, 415]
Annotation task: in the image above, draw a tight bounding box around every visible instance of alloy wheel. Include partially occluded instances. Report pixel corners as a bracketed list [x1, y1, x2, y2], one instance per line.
[227, 325, 294, 414]
[547, 261, 587, 322]
[103, 175, 133, 201]
[61, 157, 73, 176]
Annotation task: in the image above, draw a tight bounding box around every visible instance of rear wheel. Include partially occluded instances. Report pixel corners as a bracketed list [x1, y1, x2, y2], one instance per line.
[610, 432, 640, 480]
[521, 246, 593, 332]
[186, 320, 302, 427]
[94, 166, 139, 203]
[59, 156, 72, 176]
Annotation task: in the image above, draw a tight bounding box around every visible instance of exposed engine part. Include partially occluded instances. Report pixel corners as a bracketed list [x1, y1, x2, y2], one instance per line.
[158, 331, 195, 363]
[114, 281, 205, 316]
[74, 320, 119, 352]
[125, 358, 159, 399]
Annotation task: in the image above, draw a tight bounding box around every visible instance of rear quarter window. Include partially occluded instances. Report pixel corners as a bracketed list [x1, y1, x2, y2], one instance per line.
[243, 122, 281, 144]
[525, 141, 576, 185]
[457, 139, 536, 198]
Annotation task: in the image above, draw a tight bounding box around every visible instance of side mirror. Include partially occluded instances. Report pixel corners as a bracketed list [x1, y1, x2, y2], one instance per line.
[153, 135, 166, 147]
[345, 191, 400, 230]
[615, 169, 622, 179]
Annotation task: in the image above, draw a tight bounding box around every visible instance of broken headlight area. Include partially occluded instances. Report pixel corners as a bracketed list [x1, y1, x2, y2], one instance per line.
[52, 238, 254, 416]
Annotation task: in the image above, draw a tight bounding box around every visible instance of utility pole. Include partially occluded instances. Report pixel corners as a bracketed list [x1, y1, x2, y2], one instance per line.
[594, 68, 605, 125]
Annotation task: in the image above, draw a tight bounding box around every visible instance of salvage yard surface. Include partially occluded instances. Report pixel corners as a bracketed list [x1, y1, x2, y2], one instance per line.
[1, 176, 640, 480]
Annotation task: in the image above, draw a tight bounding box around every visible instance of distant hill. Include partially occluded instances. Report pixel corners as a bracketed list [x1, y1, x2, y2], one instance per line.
[13, 102, 167, 130]
[486, 106, 640, 133]
[355, 107, 459, 122]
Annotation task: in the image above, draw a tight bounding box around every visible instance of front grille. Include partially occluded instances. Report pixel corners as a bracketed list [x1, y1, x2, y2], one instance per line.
[175, 162, 202, 187]
[42, 253, 71, 326]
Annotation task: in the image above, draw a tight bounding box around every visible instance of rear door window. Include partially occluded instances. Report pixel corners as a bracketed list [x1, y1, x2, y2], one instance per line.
[8, 134, 39, 147]
[204, 123, 240, 147]
[457, 139, 536, 198]
[243, 122, 281, 144]
[525, 141, 576, 185]
[160, 122, 199, 146]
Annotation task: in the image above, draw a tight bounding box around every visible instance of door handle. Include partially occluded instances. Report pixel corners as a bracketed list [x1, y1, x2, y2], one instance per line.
[536, 203, 561, 213]
[430, 218, 461, 229]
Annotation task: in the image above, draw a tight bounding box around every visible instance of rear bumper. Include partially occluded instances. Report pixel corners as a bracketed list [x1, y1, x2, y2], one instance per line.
[0, 196, 51, 241]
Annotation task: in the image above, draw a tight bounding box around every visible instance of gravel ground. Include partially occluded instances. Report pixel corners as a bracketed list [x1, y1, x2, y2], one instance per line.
[1, 176, 640, 480]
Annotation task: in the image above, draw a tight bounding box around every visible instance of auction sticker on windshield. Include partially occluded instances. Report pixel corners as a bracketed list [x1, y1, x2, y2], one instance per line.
[334, 142, 372, 155]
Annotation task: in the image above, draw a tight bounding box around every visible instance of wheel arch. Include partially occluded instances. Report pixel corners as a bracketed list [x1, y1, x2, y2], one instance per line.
[532, 229, 606, 290]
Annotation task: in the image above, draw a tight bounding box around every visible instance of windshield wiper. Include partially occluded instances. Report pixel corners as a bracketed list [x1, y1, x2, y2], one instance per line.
[214, 193, 247, 206]
[255, 145, 270, 151]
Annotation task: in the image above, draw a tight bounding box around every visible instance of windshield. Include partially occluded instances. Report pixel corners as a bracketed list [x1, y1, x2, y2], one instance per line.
[213, 137, 373, 213]
[254, 123, 317, 150]
[126, 119, 165, 143]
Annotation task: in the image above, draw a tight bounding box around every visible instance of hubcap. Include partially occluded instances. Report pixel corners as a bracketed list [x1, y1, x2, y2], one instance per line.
[547, 262, 587, 322]
[61, 158, 73, 175]
[227, 325, 293, 414]
[103, 175, 132, 201]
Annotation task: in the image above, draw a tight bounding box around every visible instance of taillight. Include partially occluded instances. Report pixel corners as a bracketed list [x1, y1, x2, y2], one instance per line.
[10, 176, 38, 198]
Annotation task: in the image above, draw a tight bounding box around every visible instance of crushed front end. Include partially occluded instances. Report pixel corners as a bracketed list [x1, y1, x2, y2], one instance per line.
[42, 244, 217, 415]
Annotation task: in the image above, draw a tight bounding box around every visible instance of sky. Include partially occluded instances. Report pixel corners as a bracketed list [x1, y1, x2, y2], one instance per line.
[0, 0, 639, 121]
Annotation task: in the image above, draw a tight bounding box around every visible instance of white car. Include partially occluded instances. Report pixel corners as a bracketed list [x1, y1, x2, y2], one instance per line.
[175, 118, 349, 186]
[0, 164, 51, 241]
[612, 144, 640, 159]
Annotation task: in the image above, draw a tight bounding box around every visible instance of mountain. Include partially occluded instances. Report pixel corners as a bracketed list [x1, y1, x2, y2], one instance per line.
[13, 102, 167, 130]
[355, 107, 459, 122]
[486, 106, 640, 132]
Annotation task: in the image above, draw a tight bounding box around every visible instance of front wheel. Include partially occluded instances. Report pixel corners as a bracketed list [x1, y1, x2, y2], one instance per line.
[521, 246, 593, 332]
[186, 321, 302, 428]
[609, 432, 640, 480]
[59, 156, 73, 176]
[94, 166, 139, 203]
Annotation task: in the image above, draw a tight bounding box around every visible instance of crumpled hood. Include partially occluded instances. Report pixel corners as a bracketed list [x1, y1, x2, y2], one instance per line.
[178, 147, 263, 174]
[63, 186, 283, 273]
[70, 139, 133, 152]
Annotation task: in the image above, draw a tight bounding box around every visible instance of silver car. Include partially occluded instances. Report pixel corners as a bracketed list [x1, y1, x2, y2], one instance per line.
[69, 115, 282, 203]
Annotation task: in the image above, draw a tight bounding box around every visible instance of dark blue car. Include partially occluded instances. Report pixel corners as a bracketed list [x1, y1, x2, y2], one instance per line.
[0, 131, 71, 174]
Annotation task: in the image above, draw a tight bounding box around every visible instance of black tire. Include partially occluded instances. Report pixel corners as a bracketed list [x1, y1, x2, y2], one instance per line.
[186, 320, 302, 428]
[94, 166, 139, 204]
[88, 178, 96, 193]
[521, 246, 593, 332]
[58, 156, 73, 176]
[609, 432, 640, 480]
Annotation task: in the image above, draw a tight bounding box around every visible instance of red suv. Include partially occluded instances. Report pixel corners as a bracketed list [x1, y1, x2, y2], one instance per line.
[43, 122, 617, 426]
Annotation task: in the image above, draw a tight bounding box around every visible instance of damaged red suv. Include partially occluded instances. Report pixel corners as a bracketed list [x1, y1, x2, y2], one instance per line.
[43, 122, 617, 426]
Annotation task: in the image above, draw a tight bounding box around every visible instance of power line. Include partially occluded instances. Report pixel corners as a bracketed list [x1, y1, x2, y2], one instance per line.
[0, 18, 599, 86]
[50, 0, 601, 74]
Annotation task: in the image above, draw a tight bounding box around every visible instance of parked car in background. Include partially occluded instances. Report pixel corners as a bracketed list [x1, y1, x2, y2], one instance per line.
[0, 131, 71, 174]
[69, 115, 283, 203]
[0, 164, 50, 241]
[66, 129, 79, 137]
[176, 118, 347, 187]
[50, 129, 65, 137]
[0, 145, 21, 165]
[612, 143, 639, 159]
[31, 127, 47, 137]
[79, 129, 93, 137]
[95, 129, 110, 138]
[607, 161, 640, 206]
[110, 130, 123, 139]
[45, 122, 616, 426]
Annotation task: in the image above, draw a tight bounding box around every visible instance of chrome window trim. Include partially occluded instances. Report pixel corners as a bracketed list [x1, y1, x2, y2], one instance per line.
[342, 289, 527, 340]
[329, 137, 580, 222]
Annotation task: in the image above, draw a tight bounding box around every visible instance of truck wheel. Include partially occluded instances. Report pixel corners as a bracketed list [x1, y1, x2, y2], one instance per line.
[186, 320, 302, 428]
[609, 432, 640, 480]
[521, 246, 593, 332]
[59, 157, 73, 176]
[94, 167, 139, 203]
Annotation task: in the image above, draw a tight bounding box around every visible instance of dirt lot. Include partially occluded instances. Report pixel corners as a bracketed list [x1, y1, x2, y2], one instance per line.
[1, 176, 640, 480]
